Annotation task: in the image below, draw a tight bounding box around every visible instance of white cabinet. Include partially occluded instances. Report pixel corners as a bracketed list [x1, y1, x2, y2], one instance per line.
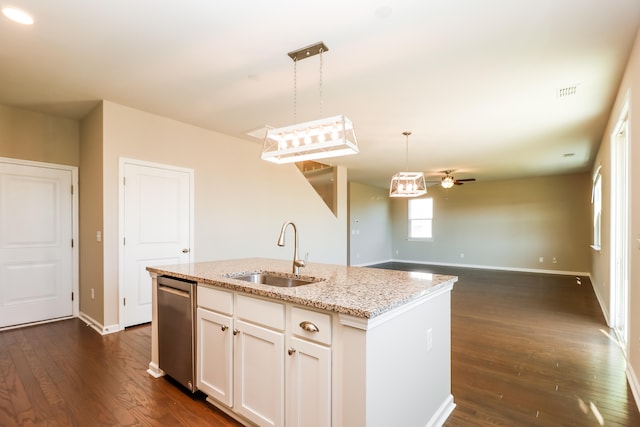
[196, 287, 233, 406]
[196, 307, 233, 406]
[234, 319, 285, 426]
[287, 337, 331, 427]
[286, 307, 332, 427]
[234, 294, 286, 427]
[197, 286, 333, 427]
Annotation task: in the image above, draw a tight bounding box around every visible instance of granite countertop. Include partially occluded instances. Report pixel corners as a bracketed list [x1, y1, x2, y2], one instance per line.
[147, 258, 457, 319]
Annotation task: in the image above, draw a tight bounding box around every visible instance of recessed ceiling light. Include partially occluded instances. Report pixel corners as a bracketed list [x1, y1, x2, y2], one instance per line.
[2, 7, 34, 25]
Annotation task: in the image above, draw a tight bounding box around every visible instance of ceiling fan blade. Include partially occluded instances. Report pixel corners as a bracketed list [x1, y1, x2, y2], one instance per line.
[455, 178, 476, 182]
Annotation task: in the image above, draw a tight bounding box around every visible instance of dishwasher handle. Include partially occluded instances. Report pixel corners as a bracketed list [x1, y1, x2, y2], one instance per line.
[158, 284, 190, 298]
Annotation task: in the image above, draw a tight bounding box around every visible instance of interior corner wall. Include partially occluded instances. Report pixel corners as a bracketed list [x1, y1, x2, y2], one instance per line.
[348, 182, 392, 266]
[79, 102, 105, 325]
[100, 101, 348, 327]
[591, 27, 640, 397]
[390, 173, 591, 274]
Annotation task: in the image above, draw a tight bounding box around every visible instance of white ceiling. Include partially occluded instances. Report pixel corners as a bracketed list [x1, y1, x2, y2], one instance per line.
[1, 1, 639, 188]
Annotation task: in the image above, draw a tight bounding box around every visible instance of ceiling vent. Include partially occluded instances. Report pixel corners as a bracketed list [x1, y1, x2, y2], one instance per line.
[557, 85, 579, 98]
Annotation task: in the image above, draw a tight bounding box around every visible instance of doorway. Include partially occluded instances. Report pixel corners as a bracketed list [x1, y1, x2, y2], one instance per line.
[0, 158, 78, 328]
[120, 158, 194, 328]
[610, 99, 630, 352]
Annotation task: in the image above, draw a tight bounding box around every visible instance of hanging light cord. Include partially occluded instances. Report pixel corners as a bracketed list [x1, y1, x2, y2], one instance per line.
[319, 47, 324, 118]
[403, 131, 411, 171]
[293, 56, 298, 124]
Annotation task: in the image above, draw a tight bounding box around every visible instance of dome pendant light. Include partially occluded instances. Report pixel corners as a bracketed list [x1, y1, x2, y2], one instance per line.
[389, 132, 427, 197]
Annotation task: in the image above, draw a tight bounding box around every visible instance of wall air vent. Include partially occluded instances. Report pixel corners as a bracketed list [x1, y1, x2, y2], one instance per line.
[557, 85, 579, 98]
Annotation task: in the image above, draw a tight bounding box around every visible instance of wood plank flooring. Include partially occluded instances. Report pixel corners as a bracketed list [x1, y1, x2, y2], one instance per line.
[0, 264, 638, 426]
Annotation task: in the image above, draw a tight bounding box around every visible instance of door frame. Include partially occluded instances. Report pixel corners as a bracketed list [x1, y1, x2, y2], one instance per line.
[609, 95, 630, 352]
[0, 157, 79, 326]
[118, 157, 195, 330]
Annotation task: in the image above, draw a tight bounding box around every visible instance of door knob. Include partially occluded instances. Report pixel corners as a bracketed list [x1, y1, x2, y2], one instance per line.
[182, 248, 190, 253]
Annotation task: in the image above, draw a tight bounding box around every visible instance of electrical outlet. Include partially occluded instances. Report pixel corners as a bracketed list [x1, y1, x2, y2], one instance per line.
[460, 253, 465, 259]
[552, 257, 557, 263]
[91, 288, 95, 300]
[539, 257, 544, 263]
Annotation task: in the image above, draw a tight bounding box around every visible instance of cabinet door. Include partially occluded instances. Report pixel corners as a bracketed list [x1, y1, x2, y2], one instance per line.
[234, 319, 285, 427]
[287, 337, 331, 427]
[197, 308, 233, 406]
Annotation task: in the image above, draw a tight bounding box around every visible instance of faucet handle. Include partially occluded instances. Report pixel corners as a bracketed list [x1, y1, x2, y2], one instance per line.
[295, 252, 308, 268]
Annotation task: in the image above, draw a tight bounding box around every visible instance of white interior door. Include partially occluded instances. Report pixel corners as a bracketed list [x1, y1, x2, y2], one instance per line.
[0, 161, 74, 328]
[122, 160, 193, 327]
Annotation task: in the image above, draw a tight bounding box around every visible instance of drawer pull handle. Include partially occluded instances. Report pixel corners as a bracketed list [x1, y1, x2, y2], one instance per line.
[221, 325, 228, 332]
[233, 329, 240, 336]
[288, 347, 296, 356]
[299, 321, 319, 333]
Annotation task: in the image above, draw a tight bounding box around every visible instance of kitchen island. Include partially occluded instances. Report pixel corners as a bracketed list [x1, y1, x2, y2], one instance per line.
[147, 258, 457, 427]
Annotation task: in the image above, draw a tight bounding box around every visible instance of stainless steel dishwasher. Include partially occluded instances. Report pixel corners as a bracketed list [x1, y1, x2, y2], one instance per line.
[157, 275, 197, 392]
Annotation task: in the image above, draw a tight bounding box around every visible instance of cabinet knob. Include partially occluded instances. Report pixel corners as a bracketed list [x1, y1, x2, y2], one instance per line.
[182, 248, 190, 253]
[288, 347, 297, 356]
[221, 325, 228, 332]
[233, 329, 240, 336]
[299, 321, 319, 333]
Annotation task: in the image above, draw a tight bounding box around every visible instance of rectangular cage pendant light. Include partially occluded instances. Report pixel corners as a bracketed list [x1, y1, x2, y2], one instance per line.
[261, 42, 358, 164]
[262, 115, 357, 164]
[389, 172, 427, 197]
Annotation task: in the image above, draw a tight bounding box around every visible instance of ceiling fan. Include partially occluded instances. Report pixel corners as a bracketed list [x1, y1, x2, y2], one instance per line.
[427, 170, 476, 189]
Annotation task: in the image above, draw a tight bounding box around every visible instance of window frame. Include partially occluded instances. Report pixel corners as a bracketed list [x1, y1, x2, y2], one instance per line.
[591, 166, 602, 251]
[407, 197, 433, 241]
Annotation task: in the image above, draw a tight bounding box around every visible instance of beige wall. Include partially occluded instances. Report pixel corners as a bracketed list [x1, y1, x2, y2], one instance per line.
[0, 104, 79, 166]
[98, 101, 348, 327]
[348, 182, 392, 266]
[390, 173, 591, 274]
[79, 103, 105, 323]
[591, 27, 640, 400]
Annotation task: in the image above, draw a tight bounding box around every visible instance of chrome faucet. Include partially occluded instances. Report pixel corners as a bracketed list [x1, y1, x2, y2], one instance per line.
[277, 221, 307, 276]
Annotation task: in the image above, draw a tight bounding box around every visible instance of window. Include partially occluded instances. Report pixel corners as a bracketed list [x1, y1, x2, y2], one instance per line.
[408, 198, 433, 239]
[592, 167, 602, 250]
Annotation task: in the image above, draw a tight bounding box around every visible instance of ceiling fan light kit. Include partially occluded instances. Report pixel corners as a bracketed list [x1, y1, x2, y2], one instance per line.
[261, 42, 359, 164]
[441, 175, 455, 189]
[389, 131, 427, 197]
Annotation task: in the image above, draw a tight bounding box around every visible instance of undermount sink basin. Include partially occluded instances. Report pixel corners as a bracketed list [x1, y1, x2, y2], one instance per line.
[228, 272, 320, 288]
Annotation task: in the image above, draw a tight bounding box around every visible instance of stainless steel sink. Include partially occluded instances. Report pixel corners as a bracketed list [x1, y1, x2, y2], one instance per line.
[228, 272, 319, 287]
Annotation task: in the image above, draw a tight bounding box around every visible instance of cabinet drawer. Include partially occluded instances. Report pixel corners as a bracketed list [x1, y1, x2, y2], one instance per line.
[291, 307, 332, 345]
[198, 285, 233, 315]
[236, 295, 285, 331]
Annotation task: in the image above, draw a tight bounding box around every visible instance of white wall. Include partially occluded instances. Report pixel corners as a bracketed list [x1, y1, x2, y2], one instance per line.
[590, 27, 640, 404]
[348, 182, 392, 266]
[97, 101, 347, 326]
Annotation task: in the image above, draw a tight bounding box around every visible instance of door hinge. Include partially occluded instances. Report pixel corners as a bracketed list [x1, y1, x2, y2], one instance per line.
[123, 297, 126, 306]
[71, 185, 74, 195]
[123, 177, 126, 186]
[71, 238, 74, 248]
[123, 237, 126, 246]
[71, 292, 74, 302]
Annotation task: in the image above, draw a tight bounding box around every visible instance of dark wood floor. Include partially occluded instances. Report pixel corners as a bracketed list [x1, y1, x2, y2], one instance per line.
[1, 264, 638, 426]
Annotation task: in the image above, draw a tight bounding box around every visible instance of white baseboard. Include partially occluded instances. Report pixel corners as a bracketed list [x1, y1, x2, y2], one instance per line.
[588, 273, 611, 326]
[372, 258, 590, 277]
[628, 364, 640, 416]
[78, 312, 121, 335]
[147, 361, 164, 378]
[426, 394, 456, 427]
[351, 258, 393, 267]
